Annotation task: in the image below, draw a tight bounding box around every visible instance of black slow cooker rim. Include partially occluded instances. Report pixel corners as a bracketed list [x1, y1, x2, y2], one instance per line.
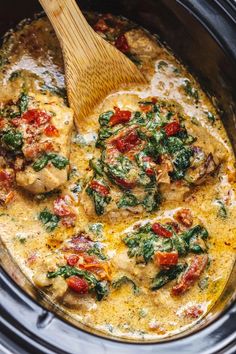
[176, 0, 236, 61]
[0, 0, 236, 353]
[1, 265, 236, 354]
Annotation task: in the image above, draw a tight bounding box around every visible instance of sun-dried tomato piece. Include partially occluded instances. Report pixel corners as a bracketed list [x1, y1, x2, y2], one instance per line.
[65, 234, 93, 253]
[61, 214, 76, 228]
[82, 254, 96, 263]
[114, 177, 136, 189]
[155, 252, 179, 266]
[67, 276, 89, 294]
[175, 208, 193, 227]
[164, 121, 180, 136]
[0, 169, 14, 188]
[44, 124, 59, 137]
[10, 118, 21, 127]
[93, 18, 109, 32]
[109, 107, 132, 126]
[172, 255, 208, 295]
[146, 168, 155, 176]
[142, 156, 155, 176]
[139, 103, 153, 113]
[65, 254, 79, 266]
[23, 141, 54, 159]
[0, 118, 6, 129]
[115, 34, 130, 53]
[90, 180, 109, 196]
[0, 169, 12, 183]
[0, 169, 15, 205]
[53, 195, 73, 217]
[112, 130, 140, 153]
[152, 223, 173, 238]
[22, 109, 51, 126]
[184, 305, 203, 319]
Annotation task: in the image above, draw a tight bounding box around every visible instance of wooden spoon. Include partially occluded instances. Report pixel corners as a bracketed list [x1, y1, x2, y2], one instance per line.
[39, 0, 147, 128]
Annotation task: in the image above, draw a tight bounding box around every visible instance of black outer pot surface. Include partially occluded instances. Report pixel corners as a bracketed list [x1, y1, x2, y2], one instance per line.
[0, 1, 236, 353]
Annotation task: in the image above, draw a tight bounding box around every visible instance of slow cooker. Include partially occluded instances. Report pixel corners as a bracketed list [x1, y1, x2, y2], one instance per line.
[0, 0, 236, 353]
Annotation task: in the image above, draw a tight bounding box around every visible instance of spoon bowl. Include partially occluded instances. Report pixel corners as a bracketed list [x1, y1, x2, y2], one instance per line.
[39, 0, 147, 128]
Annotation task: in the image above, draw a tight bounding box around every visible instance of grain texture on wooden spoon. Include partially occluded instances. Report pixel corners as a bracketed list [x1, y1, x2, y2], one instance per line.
[39, 0, 147, 128]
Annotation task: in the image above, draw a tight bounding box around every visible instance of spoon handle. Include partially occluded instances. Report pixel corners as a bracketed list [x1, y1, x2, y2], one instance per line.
[39, 0, 99, 56]
[39, 0, 146, 126]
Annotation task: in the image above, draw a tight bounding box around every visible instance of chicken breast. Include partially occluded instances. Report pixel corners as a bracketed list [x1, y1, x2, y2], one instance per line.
[112, 249, 157, 288]
[16, 92, 74, 194]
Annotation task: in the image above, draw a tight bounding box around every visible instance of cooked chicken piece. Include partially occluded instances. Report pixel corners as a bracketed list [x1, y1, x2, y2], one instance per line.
[62, 292, 95, 309]
[160, 181, 190, 202]
[33, 272, 52, 287]
[125, 28, 162, 78]
[52, 276, 68, 298]
[112, 250, 135, 273]
[161, 122, 227, 201]
[16, 164, 68, 194]
[125, 28, 161, 60]
[185, 120, 227, 163]
[184, 121, 226, 185]
[0, 156, 6, 168]
[16, 93, 74, 194]
[112, 250, 157, 288]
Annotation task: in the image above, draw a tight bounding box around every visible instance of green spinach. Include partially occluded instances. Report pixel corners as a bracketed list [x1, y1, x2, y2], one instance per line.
[216, 200, 228, 219]
[112, 275, 139, 294]
[118, 193, 139, 208]
[38, 208, 60, 232]
[33, 153, 69, 171]
[18, 92, 29, 114]
[98, 111, 113, 126]
[33, 155, 50, 171]
[86, 180, 111, 215]
[183, 80, 199, 102]
[151, 264, 186, 290]
[47, 265, 108, 300]
[1, 129, 23, 152]
[87, 243, 107, 260]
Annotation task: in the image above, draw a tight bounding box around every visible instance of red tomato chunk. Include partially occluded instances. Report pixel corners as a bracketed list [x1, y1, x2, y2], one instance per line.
[164, 122, 180, 136]
[93, 18, 109, 32]
[90, 180, 109, 196]
[53, 196, 73, 217]
[109, 107, 132, 126]
[172, 255, 208, 295]
[152, 223, 173, 238]
[115, 34, 130, 53]
[155, 252, 178, 266]
[66, 254, 79, 266]
[112, 130, 140, 153]
[44, 124, 59, 137]
[66, 276, 89, 294]
[22, 109, 51, 126]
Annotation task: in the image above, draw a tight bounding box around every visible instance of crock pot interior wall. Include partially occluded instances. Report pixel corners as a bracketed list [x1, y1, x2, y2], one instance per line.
[0, 0, 236, 352]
